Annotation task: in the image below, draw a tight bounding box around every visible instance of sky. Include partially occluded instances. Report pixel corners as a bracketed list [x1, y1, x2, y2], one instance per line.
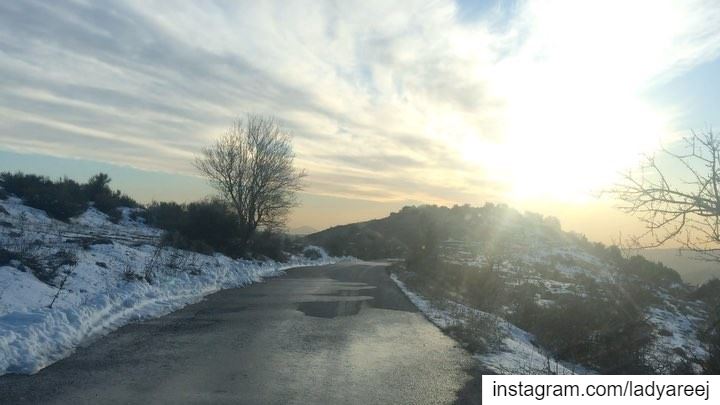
[1, 0, 719, 241]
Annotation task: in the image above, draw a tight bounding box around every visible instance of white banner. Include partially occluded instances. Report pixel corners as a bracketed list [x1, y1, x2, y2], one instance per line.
[482, 375, 718, 404]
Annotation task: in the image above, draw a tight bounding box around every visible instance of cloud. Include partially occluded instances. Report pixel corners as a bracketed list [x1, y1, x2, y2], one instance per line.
[1, 0, 719, 205]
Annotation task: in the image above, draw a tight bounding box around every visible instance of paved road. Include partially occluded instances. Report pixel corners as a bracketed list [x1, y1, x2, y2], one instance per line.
[0, 262, 482, 404]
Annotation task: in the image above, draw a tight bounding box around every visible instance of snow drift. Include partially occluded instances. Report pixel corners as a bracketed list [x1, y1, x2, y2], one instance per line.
[0, 197, 342, 375]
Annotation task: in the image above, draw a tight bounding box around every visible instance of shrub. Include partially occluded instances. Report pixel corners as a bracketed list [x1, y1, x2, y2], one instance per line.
[83, 173, 138, 215]
[404, 252, 657, 373]
[146, 199, 244, 257]
[619, 255, 682, 286]
[2, 247, 78, 287]
[248, 230, 289, 261]
[160, 230, 218, 256]
[303, 246, 323, 260]
[505, 291, 654, 373]
[145, 201, 185, 232]
[129, 209, 148, 223]
[121, 264, 145, 282]
[444, 311, 503, 354]
[0, 172, 138, 221]
[181, 200, 241, 253]
[107, 208, 123, 224]
[90, 188, 137, 215]
[0, 248, 17, 267]
[704, 325, 720, 374]
[445, 323, 488, 354]
[690, 278, 720, 306]
[0, 173, 86, 220]
[31, 250, 78, 287]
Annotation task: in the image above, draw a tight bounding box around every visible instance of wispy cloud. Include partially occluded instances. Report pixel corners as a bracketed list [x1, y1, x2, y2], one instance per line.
[1, 0, 719, 204]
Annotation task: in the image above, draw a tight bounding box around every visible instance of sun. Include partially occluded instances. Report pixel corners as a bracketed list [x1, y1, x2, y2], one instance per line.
[452, 0, 684, 203]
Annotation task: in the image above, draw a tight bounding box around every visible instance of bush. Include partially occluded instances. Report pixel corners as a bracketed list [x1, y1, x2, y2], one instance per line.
[182, 200, 241, 252]
[704, 325, 720, 374]
[619, 255, 682, 286]
[248, 230, 290, 261]
[0, 248, 18, 267]
[406, 259, 507, 312]
[84, 173, 138, 215]
[0, 173, 86, 220]
[511, 292, 653, 373]
[121, 263, 145, 282]
[0, 172, 138, 221]
[145, 201, 185, 232]
[1, 246, 78, 287]
[146, 199, 244, 257]
[129, 209, 148, 223]
[404, 253, 656, 373]
[106, 208, 123, 224]
[695, 281, 720, 373]
[158, 231, 210, 255]
[33, 250, 78, 287]
[444, 311, 503, 355]
[303, 246, 323, 260]
[691, 278, 720, 306]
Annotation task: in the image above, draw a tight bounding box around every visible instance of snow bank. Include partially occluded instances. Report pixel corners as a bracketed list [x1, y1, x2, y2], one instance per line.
[0, 198, 344, 375]
[0, 252, 335, 375]
[390, 273, 588, 374]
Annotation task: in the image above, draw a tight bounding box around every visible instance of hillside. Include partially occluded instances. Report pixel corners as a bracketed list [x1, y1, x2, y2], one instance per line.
[0, 194, 338, 375]
[307, 204, 486, 259]
[288, 226, 319, 235]
[309, 204, 720, 374]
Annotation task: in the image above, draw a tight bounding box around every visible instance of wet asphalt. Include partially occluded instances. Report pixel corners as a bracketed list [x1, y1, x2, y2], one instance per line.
[0, 262, 482, 404]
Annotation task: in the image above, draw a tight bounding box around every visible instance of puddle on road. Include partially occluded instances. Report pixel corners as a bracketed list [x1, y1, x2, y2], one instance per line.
[297, 297, 373, 318]
[295, 283, 377, 318]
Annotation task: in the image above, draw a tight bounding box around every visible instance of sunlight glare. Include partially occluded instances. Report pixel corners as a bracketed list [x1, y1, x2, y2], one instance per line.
[454, 0, 694, 202]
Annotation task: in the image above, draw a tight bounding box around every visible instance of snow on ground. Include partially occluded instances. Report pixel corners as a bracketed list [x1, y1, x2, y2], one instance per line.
[390, 273, 588, 374]
[0, 197, 52, 225]
[0, 198, 345, 375]
[646, 304, 708, 372]
[390, 214, 712, 374]
[71, 206, 159, 238]
[442, 232, 615, 284]
[0, 266, 56, 313]
[389, 274, 456, 329]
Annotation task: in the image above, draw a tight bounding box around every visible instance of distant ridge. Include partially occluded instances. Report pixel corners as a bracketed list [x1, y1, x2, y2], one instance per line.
[288, 225, 318, 235]
[641, 248, 720, 285]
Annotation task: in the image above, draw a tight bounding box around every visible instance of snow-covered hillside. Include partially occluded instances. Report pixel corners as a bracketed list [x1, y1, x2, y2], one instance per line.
[392, 222, 713, 374]
[0, 196, 341, 375]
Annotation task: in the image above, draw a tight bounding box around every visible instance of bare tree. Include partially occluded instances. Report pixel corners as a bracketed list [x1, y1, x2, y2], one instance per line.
[194, 115, 306, 249]
[613, 129, 720, 260]
[614, 128, 720, 374]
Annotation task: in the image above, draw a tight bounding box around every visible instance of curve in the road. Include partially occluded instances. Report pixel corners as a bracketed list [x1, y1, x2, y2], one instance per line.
[0, 262, 482, 404]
